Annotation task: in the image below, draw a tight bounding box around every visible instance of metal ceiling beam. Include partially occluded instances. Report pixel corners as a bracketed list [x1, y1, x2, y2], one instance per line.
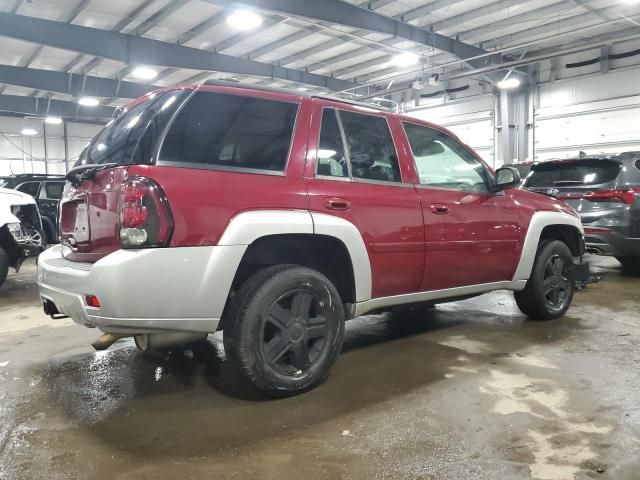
[210, 0, 499, 69]
[0, 94, 115, 121]
[0, 13, 356, 91]
[62, 0, 157, 73]
[0, 65, 157, 99]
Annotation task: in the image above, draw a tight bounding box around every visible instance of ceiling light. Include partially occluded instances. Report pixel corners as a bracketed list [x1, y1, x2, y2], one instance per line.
[45, 116, 62, 125]
[226, 10, 263, 30]
[390, 52, 420, 67]
[78, 96, 100, 107]
[21, 128, 37, 136]
[131, 66, 158, 80]
[496, 77, 521, 90]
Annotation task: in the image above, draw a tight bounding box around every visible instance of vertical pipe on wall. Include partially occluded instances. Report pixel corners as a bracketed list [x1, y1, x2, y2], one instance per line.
[43, 121, 49, 175]
[500, 89, 511, 165]
[63, 121, 69, 173]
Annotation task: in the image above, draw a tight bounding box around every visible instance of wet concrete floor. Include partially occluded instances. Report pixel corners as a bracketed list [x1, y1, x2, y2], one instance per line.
[0, 256, 639, 480]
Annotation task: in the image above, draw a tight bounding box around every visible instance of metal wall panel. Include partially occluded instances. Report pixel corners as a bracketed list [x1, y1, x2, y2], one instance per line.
[535, 68, 640, 161]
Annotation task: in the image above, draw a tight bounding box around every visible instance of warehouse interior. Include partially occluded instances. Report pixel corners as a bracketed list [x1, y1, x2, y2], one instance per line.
[1, 1, 640, 479]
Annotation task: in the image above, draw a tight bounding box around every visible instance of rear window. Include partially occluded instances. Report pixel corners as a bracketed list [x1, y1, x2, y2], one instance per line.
[76, 89, 189, 167]
[42, 182, 64, 200]
[526, 159, 621, 187]
[159, 91, 299, 172]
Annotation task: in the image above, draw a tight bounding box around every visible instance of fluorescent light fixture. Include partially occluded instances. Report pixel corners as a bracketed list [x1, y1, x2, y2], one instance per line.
[45, 116, 62, 125]
[496, 77, 521, 90]
[131, 66, 158, 80]
[318, 149, 337, 158]
[21, 128, 38, 136]
[390, 52, 420, 67]
[226, 10, 263, 30]
[78, 96, 100, 107]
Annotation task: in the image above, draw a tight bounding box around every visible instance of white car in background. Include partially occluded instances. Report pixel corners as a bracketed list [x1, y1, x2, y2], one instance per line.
[0, 187, 44, 287]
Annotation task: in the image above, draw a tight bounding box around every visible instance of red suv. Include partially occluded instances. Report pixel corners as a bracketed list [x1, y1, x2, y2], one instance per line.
[38, 82, 587, 397]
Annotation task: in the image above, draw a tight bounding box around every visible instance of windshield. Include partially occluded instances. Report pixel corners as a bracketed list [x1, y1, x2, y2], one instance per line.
[75, 89, 189, 167]
[526, 159, 621, 188]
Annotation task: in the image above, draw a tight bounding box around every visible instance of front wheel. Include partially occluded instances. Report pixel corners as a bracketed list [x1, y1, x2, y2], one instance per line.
[514, 240, 575, 320]
[223, 265, 345, 398]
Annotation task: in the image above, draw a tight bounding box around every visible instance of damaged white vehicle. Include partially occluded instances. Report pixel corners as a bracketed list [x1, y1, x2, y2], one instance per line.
[0, 188, 44, 287]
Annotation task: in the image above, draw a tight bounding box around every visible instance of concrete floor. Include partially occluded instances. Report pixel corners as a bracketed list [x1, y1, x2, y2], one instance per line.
[0, 257, 639, 480]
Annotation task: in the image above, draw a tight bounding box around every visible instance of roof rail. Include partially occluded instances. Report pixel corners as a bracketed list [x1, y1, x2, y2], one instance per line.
[200, 79, 393, 112]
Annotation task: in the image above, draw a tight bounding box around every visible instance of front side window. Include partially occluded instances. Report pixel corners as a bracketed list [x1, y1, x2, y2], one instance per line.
[159, 91, 299, 172]
[340, 111, 401, 183]
[16, 182, 40, 197]
[403, 122, 488, 193]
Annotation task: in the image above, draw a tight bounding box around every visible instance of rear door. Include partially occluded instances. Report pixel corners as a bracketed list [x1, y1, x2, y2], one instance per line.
[38, 181, 65, 231]
[306, 101, 425, 299]
[400, 121, 521, 290]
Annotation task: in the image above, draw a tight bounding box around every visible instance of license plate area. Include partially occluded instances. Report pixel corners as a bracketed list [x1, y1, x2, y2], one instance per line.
[60, 196, 91, 250]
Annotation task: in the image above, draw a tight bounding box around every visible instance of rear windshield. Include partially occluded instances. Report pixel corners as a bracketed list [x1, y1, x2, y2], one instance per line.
[75, 89, 189, 167]
[158, 91, 299, 172]
[526, 159, 621, 187]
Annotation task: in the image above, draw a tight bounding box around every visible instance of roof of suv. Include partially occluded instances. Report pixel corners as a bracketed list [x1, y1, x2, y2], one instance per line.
[202, 79, 392, 112]
[535, 152, 640, 167]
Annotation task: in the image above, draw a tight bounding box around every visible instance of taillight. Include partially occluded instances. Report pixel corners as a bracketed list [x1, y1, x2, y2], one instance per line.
[560, 188, 640, 205]
[118, 177, 173, 248]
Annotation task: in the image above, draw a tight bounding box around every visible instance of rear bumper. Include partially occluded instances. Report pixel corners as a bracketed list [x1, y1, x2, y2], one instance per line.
[584, 231, 640, 258]
[37, 244, 246, 334]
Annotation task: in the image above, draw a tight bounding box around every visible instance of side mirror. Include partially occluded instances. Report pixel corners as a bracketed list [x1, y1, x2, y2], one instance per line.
[494, 166, 521, 190]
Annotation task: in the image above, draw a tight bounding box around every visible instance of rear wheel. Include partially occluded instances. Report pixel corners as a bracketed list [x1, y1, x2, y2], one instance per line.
[515, 240, 575, 320]
[223, 265, 345, 398]
[616, 256, 640, 275]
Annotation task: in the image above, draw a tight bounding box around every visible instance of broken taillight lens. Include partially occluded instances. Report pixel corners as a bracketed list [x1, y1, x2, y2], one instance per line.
[118, 177, 173, 248]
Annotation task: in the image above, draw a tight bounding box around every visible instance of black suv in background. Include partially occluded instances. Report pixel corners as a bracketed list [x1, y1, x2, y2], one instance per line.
[0, 174, 65, 244]
[523, 152, 640, 273]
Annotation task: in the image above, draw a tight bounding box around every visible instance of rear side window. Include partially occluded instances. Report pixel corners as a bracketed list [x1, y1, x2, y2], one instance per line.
[339, 110, 401, 183]
[636, 159, 640, 172]
[159, 91, 299, 173]
[526, 160, 621, 187]
[317, 109, 348, 178]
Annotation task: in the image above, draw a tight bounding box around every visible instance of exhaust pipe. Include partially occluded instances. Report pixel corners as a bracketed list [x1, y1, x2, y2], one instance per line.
[92, 333, 128, 351]
[134, 333, 208, 352]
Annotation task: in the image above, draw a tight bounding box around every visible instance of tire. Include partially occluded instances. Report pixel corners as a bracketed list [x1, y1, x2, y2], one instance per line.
[223, 265, 345, 398]
[514, 240, 575, 320]
[616, 256, 640, 275]
[0, 248, 8, 288]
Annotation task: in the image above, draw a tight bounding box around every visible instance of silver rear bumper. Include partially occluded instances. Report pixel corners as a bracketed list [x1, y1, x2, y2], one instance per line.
[37, 244, 246, 334]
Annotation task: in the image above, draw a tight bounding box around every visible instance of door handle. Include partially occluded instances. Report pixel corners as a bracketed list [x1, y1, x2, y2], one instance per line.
[430, 204, 450, 215]
[324, 197, 351, 211]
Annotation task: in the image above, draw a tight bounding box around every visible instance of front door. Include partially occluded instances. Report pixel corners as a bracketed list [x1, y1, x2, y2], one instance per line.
[401, 121, 521, 290]
[306, 103, 425, 299]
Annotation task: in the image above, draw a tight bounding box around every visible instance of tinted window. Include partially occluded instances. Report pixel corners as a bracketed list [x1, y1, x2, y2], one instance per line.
[42, 182, 64, 200]
[339, 111, 401, 183]
[77, 90, 188, 167]
[635, 159, 640, 172]
[160, 91, 298, 172]
[403, 122, 488, 192]
[317, 109, 348, 178]
[16, 182, 40, 197]
[526, 159, 621, 187]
